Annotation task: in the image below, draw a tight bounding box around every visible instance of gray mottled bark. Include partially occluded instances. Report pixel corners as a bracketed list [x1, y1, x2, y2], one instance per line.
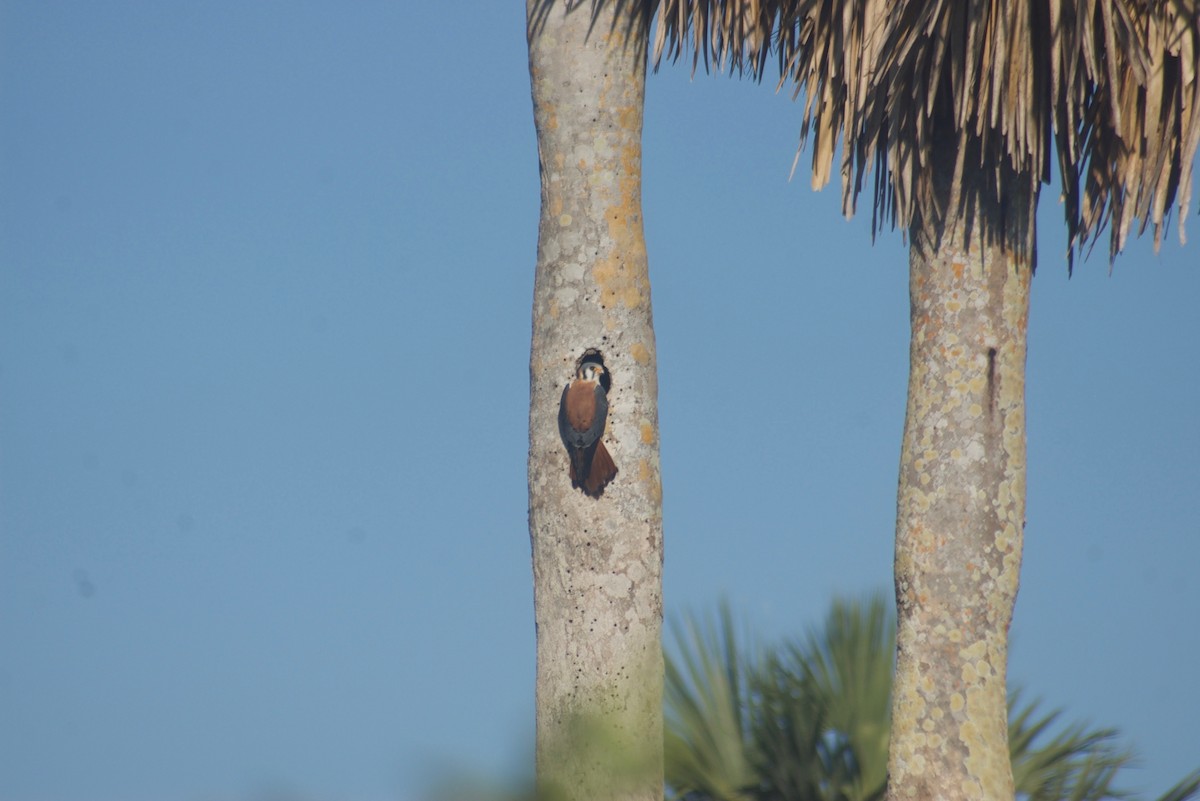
[526, 2, 663, 800]
[887, 140, 1032, 801]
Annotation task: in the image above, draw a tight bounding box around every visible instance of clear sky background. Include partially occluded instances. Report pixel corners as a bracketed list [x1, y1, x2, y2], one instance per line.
[2, 3, 1197, 801]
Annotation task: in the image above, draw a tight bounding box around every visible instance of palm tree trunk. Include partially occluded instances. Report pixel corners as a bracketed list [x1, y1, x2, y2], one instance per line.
[526, 3, 663, 800]
[887, 138, 1032, 801]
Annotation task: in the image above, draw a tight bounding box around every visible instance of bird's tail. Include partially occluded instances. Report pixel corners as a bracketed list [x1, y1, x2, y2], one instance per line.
[582, 440, 617, 497]
[568, 447, 588, 488]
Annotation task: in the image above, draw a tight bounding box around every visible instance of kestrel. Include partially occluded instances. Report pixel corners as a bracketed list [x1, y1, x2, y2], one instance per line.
[558, 360, 617, 497]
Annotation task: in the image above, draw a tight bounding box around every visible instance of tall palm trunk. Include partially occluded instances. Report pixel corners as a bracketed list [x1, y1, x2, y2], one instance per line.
[646, 1, 1196, 798]
[526, 3, 664, 800]
[888, 134, 1033, 801]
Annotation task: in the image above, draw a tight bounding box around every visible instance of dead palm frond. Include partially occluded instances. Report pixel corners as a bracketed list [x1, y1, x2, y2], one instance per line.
[653, 0, 1200, 268]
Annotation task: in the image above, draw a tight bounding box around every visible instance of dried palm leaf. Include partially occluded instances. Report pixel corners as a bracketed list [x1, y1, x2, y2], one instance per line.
[653, 0, 1200, 269]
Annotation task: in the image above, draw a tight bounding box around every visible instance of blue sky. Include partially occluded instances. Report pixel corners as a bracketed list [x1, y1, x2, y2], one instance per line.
[1, 3, 1197, 800]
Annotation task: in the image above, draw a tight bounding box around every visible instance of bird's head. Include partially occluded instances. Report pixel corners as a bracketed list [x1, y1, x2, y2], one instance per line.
[578, 361, 606, 382]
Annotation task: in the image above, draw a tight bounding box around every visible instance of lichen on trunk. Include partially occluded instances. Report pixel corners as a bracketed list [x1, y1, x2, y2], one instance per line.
[887, 137, 1033, 801]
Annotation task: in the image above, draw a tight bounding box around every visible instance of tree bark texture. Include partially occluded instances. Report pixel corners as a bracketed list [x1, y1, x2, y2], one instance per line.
[526, 3, 663, 800]
[886, 141, 1032, 801]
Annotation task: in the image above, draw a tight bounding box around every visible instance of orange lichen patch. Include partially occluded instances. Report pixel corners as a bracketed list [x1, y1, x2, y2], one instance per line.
[630, 342, 651, 365]
[593, 258, 629, 308]
[622, 283, 642, 307]
[638, 458, 662, 504]
[593, 159, 650, 311]
[640, 422, 655, 445]
[618, 104, 640, 131]
[548, 299, 560, 319]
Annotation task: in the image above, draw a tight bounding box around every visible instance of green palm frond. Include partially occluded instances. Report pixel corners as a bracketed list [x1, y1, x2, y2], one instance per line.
[1154, 769, 1200, 801]
[787, 595, 893, 801]
[665, 601, 757, 801]
[653, 0, 1200, 267]
[1009, 689, 1134, 801]
[746, 653, 834, 801]
[665, 596, 1199, 801]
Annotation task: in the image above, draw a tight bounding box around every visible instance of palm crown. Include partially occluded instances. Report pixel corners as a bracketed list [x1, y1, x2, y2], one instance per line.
[654, 0, 1200, 266]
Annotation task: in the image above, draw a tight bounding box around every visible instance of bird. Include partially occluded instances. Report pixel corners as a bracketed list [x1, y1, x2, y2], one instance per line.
[558, 360, 618, 497]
